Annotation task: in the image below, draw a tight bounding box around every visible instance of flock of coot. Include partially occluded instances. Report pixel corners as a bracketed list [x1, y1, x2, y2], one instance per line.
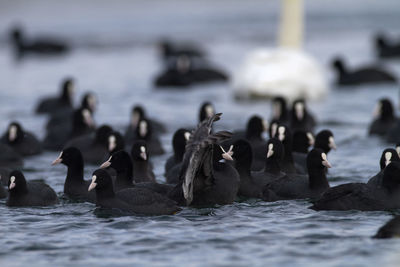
[3, 27, 400, 238]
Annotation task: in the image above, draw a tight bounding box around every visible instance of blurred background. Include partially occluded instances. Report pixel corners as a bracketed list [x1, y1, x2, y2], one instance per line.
[0, 0, 399, 137]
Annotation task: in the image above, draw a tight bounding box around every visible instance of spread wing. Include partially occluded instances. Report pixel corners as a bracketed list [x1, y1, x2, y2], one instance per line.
[181, 113, 232, 205]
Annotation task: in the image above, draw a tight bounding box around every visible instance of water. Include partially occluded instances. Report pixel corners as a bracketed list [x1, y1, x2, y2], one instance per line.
[1, 0, 400, 266]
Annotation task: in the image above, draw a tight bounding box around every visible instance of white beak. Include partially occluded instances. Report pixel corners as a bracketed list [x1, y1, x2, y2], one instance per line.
[373, 102, 381, 119]
[51, 152, 63, 166]
[270, 124, 278, 138]
[329, 137, 337, 150]
[221, 145, 234, 161]
[139, 121, 148, 137]
[140, 146, 147, 160]
[262, 120, 269, 132]
[9, 126, 17, 142]
[100, 157, 111, 169]
[184, 132, 191, 141]
[267, 143, 274, 158]
[88, 182, 97, 191]
[295, 103, 304, 120]
[9, 176, 16, 190]
[321, 153, 332, 168]
[307, 133, 315, 146]
[52, 158, 62, 166]
[88, 176, 97, 191]
[278, 127, 285, 142]
[132, 113, 140, 128]
[108, 136, 116, 152]
[322, 160, 332, 168]
[385, 152, 392, 167]
[82, 109, 94, 127]
[9, 182, 16, 190]
[205, 105, 214, 118]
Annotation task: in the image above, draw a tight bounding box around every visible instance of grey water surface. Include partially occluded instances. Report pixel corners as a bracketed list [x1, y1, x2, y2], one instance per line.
[1, 0, 400, 266]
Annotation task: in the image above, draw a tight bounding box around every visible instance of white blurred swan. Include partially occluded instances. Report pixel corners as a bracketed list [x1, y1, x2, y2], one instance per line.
[232, 0, 328, 101]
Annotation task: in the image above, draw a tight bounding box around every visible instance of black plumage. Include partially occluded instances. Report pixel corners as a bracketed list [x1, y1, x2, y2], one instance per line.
[179, 113, 239, 206]
[1, 121, 42, 156]
[131, 141, 156, 183]
[165, 128, 190, 184]
[11, 27, 69, 57]
[289, 99, 316, 133]
[311, 162, 400, 211]
[6, 170, 58, 207]
[375, 33, 400, 59]
[263, 148, 331, 202]
[369, 98, 396, 136]
[89, 169, 181, 215]
[332, 57, 397, 85]
[51, 147, 95, 202]
[367, 148, 400, 187]
[274, 125, 297, 174]
[35, 78, 74, 115]
[65, 125, 113, 165]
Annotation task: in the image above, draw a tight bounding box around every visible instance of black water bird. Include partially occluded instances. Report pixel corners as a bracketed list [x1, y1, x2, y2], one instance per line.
[52, 147, 95, 202]
[271, 96, 289, 124]
[314, 130, 336, 154]
[64, 125, 113, 165]
[43, 107, 95, 151]
[263, 148, 331, 202]
[107, 131, 125, 155]
[332, 57, 397, 85]
[155, 55, 228, 87]
[311, 161, 400, 211]
[132, 119, 164, 156]
[274, 125, 296, 174]
[369, 98, 396, 136]
[1, 121, 42, 156]
[125, 105, 166, 142]
[374, 216, 400, 238]
[244, 115, 269, 171]
[11, 26, 69, 57]
[375, 33, 400, 59]
[130, 141, 156, 183]
[178, 113, 239, 206]
[289, 99, 316, 133]
[367, 148, 400, 187]
[6, 170, 58, 207]
[88, 169, 180, 215]
[252, 138, 287, 186]
[165, 128, 191, 184]
[35, 78, 74, 114]
[159, 39, 205, 60]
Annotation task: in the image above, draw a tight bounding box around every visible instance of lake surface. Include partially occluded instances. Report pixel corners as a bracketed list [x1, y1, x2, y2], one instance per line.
[0, 0, 400, 266]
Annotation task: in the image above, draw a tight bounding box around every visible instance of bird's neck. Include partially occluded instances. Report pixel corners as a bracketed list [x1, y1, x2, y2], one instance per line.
[66, 163, 84, 183]
[284, 143, 294, 163]
[133, 160, 148, 173]
[235, 160, 251, 178]
[174, 150, 185, 162]
[308, 168, 329, 190]
[96, 188, 115, 200]
[264, 157, 281, 175]
[116, 167, 134, 185]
